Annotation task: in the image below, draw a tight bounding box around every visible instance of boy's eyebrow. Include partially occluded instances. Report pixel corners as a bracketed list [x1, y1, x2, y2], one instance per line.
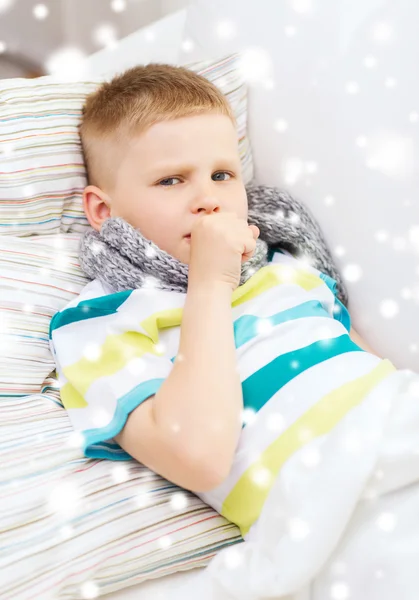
[147, 159, 239, 176]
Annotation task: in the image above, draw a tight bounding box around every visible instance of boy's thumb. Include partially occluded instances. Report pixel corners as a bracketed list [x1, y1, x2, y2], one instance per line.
[249, 225, 260, 239]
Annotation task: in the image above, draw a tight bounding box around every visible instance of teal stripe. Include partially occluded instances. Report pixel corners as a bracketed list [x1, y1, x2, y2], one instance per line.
[49, 289, 133, 338]
[242, 334, 363, 414]
[233, 300, 328, 349]
[332, 297, 351, 332]
[319, 272, 351, 332]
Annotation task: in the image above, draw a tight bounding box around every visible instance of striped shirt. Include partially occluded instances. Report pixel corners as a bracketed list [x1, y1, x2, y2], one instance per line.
[49, 249, 396, 537]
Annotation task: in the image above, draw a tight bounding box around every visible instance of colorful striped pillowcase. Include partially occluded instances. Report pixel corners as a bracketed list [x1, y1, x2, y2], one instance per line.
[0, 53, 253, 237]
[0, 232, 243, 596]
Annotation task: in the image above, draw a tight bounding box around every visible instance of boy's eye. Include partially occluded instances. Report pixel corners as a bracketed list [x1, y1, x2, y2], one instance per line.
[159, 177, 181, 186]
[212, 172, 232, 181]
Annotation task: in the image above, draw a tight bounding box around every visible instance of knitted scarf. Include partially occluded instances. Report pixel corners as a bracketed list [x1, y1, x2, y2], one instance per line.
[79, 184, 349, 307]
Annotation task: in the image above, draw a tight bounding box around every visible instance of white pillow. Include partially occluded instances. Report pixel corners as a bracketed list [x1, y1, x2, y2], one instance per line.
[0, 53, 253, 237]
[0, 233, 242, 597]
[179, 0, 419, 371]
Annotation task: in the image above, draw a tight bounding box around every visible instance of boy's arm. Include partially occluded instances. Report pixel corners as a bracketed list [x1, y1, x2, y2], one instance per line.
[115, 279, 243, 492]
[349, 326, 380, 357]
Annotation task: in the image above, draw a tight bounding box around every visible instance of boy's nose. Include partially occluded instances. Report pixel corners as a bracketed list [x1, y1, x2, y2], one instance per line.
[192, 194, 220, 214]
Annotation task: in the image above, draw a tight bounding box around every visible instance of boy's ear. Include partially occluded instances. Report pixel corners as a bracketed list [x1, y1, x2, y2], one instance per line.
[82, 185, 112, 232]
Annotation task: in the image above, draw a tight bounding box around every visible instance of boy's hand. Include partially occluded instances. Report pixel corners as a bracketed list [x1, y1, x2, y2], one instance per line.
[188, 212, 260, 292]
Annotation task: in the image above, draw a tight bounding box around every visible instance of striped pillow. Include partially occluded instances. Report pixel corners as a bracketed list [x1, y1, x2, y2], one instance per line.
[0, 233, 242, 596]
[0, 53, 253, 237]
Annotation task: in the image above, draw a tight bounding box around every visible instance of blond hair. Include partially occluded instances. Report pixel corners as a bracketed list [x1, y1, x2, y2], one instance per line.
[79, 63, 236, 192]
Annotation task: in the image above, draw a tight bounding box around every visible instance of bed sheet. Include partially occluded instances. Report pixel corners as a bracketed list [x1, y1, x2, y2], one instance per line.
[102, 567, 204, 599]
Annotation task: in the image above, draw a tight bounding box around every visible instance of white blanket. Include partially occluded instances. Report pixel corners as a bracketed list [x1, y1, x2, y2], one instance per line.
[172, 367, 419, 600]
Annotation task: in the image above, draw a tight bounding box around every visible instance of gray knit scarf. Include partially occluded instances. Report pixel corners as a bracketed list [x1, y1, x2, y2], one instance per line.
[79, 184, 349, 307]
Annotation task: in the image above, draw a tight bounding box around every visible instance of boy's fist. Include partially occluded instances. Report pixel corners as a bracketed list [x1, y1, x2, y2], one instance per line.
[188, 212, 260, 292]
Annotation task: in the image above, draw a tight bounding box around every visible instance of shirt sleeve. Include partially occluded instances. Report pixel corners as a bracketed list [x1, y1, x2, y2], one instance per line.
[269, 248, 351, 333]
[49, 292, 175, 461]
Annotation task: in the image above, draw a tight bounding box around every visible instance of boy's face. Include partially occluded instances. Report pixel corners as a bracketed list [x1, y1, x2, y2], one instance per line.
[83, 113, 248, 264]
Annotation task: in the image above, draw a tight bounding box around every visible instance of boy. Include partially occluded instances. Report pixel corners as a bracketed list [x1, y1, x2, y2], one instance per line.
[50, 63, 388, 539]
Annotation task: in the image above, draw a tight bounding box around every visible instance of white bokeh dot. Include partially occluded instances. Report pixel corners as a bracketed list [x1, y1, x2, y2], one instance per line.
[345, 81, 359, 94]
[216, 20, 237, 39]
[111, 464, 129, 484]
[223, 547, 243, 569]
[380, 299, 399, 318]
[282, 157, 304, 185]
[239, 47, 274, 84]
[135, 491, 150, 508]
[274, 118, 288, 132]
[0, 0, 14, 15]
[324, 194, 335, 206]
[48, 481, 82, 517]
[372, 22, 394, 43]
[343, 264, 363, 282]
[285, 25, 297, 37]
[66, 431, 85, 449]
[0, 40, 6, 53]
[182, 38, 194, 52]
[111, 0, 126, 12]
[33, 3, 49, 19]
[289, 0, 314, 13]
[256, 318, 274, 335]
[401, 287, 412, 300]
[288, 517, 310, 541]
[126, 357, 145, 375]
[154, 342, 166, 355]
[409, 111, 418, 123]
[145, 245, 157, 258]
[252, 465, 272, 487]
[170, 492, 188, 510]
[288, 211, 301, 224]
[158, 535, 173, 549]
[364, 54, 377, 68]
[335, 245, 346, 257]
[81, 581, 99, 599]
[300, 446, 321, 468]
[93, 23, 118, 48]
[385, 76, 397, 88]
[45, 46, 88, 79]
[266, 412, 286, 432]
[305, 161, 318, 174]
[331, 582, 350, 600]
[60, 524, 74, 540]
[376, 511, 397, 532]
[83, 343, 102, 361]
[242, 407, 257, 426]
[375, 229, 389, 242]
[92, 408, 111, 428]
